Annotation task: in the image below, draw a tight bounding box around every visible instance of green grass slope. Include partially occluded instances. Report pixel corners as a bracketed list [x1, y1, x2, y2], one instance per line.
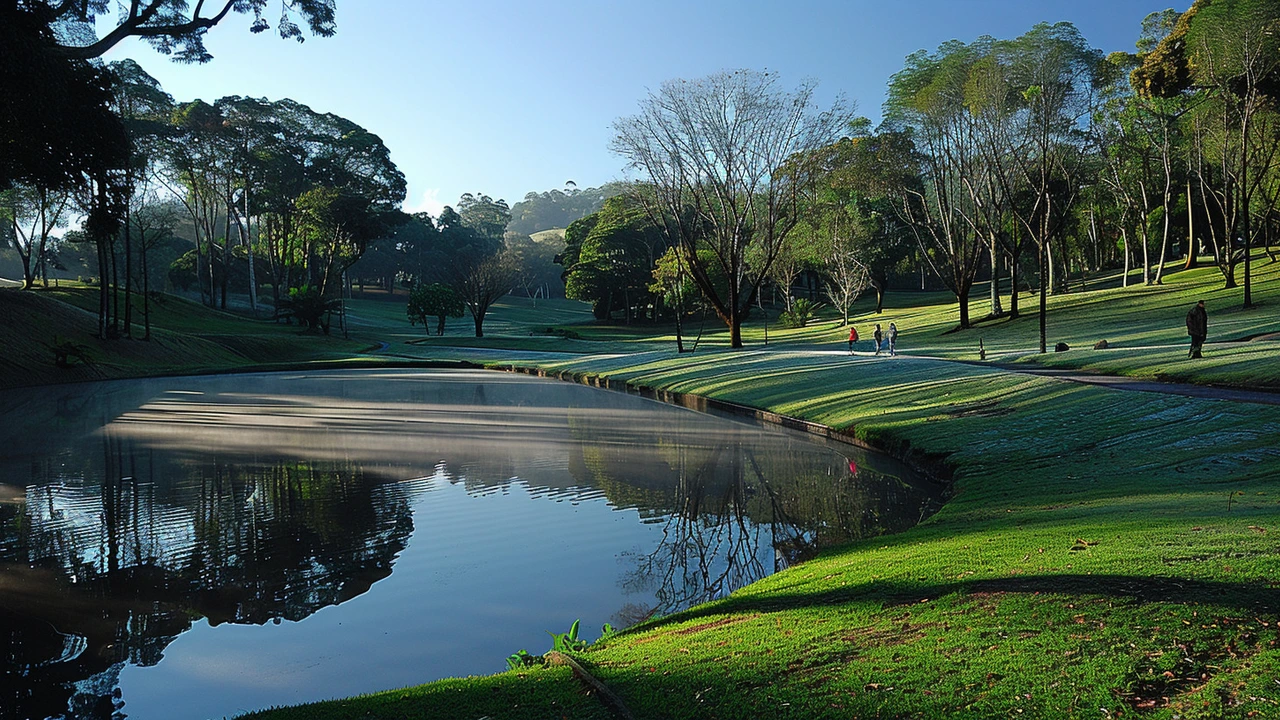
[244, 346, 1280, 720]
[0, 288, 367, 389]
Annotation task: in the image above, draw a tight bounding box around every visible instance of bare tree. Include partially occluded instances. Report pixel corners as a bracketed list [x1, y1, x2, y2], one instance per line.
[454, 248, 517, 337]
[819, 209, 873, 326]
[612, 70, 853, 348]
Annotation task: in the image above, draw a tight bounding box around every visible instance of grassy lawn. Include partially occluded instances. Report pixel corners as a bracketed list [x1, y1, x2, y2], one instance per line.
[241, 345, 1280, 720]
[4, 256, 1279, 719]
[240, 253, 1280, 720]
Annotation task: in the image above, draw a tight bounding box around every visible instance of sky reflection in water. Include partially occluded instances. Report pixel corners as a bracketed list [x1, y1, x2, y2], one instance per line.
[0, 369, 940, 720]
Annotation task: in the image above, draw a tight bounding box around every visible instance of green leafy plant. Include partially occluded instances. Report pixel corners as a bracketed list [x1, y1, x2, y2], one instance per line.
[779, 297, 822, 328]
[505, 649, 543, 671]
[506, 619, 617, 670]
[547, 618, 587, 652]
[279, 284, 340, 333]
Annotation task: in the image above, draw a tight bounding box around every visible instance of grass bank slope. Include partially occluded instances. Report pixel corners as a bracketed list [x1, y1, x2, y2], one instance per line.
[0, 287, 367, 389]
[244, 347, 1280, 720]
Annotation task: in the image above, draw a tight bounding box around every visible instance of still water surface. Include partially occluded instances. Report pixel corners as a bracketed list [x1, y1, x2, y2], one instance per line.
[0, 369, 940, 720]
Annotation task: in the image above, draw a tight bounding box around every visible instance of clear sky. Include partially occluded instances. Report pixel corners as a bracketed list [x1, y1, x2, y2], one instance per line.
[102, 0, 1172, 219]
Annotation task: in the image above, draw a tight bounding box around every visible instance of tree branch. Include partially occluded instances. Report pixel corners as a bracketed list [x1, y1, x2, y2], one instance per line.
[59, 0, 237, 59]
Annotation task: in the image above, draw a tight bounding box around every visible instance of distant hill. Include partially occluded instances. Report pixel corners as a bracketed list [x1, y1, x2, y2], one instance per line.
[530, 228, 565, 245]
[506, 182, 627, 236]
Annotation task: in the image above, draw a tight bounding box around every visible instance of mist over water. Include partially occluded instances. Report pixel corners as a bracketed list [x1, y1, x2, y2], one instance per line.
[0, 369, 940, 720]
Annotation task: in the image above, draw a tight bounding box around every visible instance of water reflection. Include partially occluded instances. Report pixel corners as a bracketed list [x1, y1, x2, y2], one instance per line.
[0, 433, 413, 720]
[0, 370, 940, 719]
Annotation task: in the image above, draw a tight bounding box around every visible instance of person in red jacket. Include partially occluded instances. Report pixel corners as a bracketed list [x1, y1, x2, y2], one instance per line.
[848, 326, 859, 355]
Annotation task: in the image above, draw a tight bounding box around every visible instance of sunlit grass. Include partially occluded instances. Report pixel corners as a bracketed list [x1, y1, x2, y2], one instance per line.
[244, 341, 1280, 720]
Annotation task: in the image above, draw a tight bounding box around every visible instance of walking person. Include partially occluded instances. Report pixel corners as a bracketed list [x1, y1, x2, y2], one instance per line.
[888, 322, 898, 356]
[847, 325, 859, 355]
[873, 324, 883, 356]
[1186, 300, 1208, 358]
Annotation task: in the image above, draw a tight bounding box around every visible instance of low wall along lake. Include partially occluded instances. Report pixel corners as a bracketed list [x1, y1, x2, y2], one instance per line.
[0, 369, 942, 719]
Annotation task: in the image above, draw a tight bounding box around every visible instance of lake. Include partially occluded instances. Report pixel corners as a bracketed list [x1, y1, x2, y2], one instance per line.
[0, 369, 941, 720]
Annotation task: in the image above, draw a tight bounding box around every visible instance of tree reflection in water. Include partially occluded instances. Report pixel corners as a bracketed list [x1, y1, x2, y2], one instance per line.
[563, 409, 941, 624]
[0, 429, 414, 720]
[0, 369, 941, 719]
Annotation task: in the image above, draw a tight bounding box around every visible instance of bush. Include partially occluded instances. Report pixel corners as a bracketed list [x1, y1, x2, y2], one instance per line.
[779, 298, 822, 328]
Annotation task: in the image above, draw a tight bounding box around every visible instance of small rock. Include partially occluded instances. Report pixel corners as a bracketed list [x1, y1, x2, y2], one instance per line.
[1093, 340, 1109, 350]
[1054, 342, 1070, 352]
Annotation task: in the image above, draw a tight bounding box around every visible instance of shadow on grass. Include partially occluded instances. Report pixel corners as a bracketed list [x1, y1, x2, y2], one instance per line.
[641, 573, 1280, 634]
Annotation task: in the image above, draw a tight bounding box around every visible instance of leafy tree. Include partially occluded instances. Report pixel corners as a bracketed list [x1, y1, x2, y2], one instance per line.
[884, 43, 988, 329]
[808, 131, 915, 315]
[407, 283, 464, 336]
[456, 193, 511, 241]
[0, 185, 71, 289]
[650, 246, 698, 352]
[562, 195, 667, 322]
[612, 69, 854, 348]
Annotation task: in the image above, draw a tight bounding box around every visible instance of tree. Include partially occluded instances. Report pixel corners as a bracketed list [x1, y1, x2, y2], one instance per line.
[505, 230, 564, 303]
[407, 283, 464, 336]
[884, 43, 988, 329]
[810, 133, 914, 314]
[506, 182, 627, 236]
[109, 58, 174, 334]
[1, 184, 71, 289]
[650, 246, 699, 352]
[1135, 0, 1280, 305]
[456, 193, 511, 242]
[1001, 23, 1104, 352]
[1184, 0, 1280, 307]
[612, 70, 854, 348]
[1, 8, 128, 192]
[455, 249, 517, 337]
[810, 202, 874, 326]
[562, 195, 667, 322]
[14, 1, 336, 63]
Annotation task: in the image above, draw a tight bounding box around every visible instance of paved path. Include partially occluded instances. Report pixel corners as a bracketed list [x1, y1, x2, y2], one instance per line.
[974, 361, 1280, 407]
[366, 335, 1280, 407]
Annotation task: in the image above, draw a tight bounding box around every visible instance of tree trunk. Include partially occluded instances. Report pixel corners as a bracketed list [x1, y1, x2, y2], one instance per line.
[1038, 243, 1048, 354]
[1183, 180, 1198, 270]
[1121, 228, 1131, 288]
[728, 302, 743, 349]
[988, 235, 1002, 316]
[957, 285, 971, 330]
[142, 239, 151, 341]
[123, 206, 133, 337]
[1008, 252, 1020, 319]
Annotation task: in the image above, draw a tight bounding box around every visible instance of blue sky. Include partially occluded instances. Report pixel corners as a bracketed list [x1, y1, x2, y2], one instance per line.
[102, 0, 1170, 219]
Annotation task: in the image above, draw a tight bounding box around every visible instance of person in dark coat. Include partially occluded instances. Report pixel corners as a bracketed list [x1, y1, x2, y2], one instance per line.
[1186, 300, 1208, 358]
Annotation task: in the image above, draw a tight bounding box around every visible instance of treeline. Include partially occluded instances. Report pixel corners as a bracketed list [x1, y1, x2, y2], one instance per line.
[563, 1, 1279, 351]
[2, 0, 346, 338]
